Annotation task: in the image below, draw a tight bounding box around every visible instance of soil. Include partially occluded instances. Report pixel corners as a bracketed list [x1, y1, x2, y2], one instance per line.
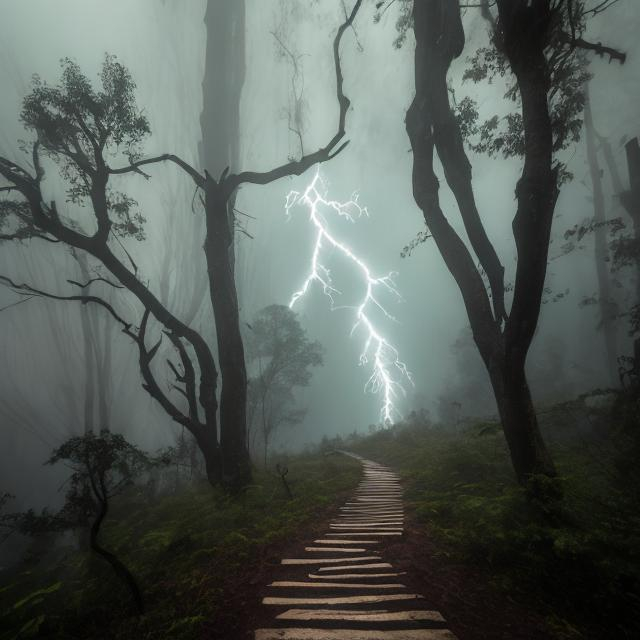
[203, 474, 557, 640]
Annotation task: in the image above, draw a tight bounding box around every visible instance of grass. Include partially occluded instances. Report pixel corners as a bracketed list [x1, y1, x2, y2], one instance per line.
[0, 451, 360, 639]
[341, 391, 640, 639]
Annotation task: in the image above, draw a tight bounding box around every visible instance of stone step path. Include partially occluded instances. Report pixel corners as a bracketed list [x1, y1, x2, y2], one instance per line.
[254, 453, 459, 640]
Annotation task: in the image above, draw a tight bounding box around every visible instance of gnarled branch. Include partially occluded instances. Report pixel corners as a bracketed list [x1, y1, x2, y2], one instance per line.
[224, 0, 363, 194]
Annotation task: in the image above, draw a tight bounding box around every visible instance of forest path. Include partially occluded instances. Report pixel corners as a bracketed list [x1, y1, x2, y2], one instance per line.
[254, 453, 459, 640]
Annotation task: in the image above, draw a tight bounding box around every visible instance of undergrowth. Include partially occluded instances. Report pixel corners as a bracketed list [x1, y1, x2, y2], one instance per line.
[0, 452, 360, 639]
[343, 390, 640, 639]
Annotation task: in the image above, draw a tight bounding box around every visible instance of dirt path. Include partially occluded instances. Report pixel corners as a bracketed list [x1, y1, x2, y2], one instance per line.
[253, 453, 458, 640]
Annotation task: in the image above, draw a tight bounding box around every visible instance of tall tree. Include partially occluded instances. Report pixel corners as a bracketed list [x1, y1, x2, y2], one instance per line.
[0, 1, 363, 488]
[403, 0, 624, 487]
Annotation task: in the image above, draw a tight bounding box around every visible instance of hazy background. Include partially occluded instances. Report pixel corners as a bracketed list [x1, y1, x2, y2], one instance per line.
[1, 0, 638, 510]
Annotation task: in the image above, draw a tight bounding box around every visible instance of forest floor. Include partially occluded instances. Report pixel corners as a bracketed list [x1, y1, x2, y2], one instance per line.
[244, 453, 553, 640]
[340, 391, 640, 640]
[0, 453, 362, 639]
[2, 392, 639, 639]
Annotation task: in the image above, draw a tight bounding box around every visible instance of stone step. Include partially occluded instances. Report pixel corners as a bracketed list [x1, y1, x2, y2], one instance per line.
[268, 582, 406, 589]
[308, 573, 406, 580]
[282, 556, 380, 565]
[317, 563, 393, 572]
[275, 609, 445, 623]
[313, 540, 380, 545]
[255, 629, 456, 639]
[327, 532, 402, 536]
[262, 593, 425, 606]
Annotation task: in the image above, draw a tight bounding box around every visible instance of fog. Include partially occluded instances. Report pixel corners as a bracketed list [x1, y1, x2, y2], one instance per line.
[1, 0, 639, 511]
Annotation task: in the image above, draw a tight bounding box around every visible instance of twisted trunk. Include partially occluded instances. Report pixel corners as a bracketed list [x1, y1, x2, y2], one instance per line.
[89, 482, 144, 615]
[407, 0, 556, 485]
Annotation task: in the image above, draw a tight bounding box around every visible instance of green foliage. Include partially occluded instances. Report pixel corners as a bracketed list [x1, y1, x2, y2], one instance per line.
[46, 431, 156, 528]
[246, 305, 324, 388]
[21, 55, 149, 165]
[0, 452, 360, 639]
[16, 55, 149, 240]
[349, 394, 640, 637]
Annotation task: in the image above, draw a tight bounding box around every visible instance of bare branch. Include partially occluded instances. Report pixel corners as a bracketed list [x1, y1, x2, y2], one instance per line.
[109, 154, 205, 189]
[165, 331, 199, 424]
[68, 276, 124, 290]
[0, 275, 135, 336]
[0, 230, 60, 243]
[0, 295, 35, 313]
[558, 30, 626, 63]
[226, 0, 363, 193]
[137, 309, 192, 428]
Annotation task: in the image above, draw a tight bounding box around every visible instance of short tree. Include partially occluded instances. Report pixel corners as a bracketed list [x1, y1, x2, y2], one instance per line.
[47, 431, 154, 614]
[246, 304, 323, 465]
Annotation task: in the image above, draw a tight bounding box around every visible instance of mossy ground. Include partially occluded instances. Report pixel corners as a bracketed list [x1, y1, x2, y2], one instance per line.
[0, 452, 360, 639]
[342, 391, 640, 638]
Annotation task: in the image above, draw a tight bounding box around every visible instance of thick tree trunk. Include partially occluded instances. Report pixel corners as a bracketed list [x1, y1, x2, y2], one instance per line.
[198, 0, 250, 489]
[489, 358, 556, 482]
[204, 182, 251, 488]
[407, 0, 557, 485]
[584, 86, 618, 385]
[200, 0, 245, 274]
[194, 423, 222, 486]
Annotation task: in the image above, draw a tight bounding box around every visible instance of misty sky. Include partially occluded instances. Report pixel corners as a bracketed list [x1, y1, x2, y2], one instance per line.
[1, 1, 639, 506]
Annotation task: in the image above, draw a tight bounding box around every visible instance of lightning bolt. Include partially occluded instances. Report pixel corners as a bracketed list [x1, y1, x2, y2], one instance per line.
[286, 167, 412, 425]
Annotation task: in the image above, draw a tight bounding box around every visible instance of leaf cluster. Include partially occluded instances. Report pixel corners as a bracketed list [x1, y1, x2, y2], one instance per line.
[246, 304, 324, 389]
[45, 431, 156, 527]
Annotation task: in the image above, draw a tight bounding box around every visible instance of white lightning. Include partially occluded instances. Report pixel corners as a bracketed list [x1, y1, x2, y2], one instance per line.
[286, 167, 412, 425]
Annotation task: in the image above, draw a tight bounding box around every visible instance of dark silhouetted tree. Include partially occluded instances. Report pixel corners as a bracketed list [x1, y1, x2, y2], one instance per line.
[46, 431, 153, 614]
[0, 1, 363, 489]
[402, 0, 625, 489]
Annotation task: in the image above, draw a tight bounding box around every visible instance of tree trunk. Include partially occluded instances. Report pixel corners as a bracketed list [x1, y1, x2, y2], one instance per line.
[584, 85, 618, 385]
[200, 0, 245, 275]
[90, 493, 144, 615]
[194, 423, 222, 486]
[407, 0, 557, 485]
[204, 182, 251, 488]
[489, 357, 556, 483]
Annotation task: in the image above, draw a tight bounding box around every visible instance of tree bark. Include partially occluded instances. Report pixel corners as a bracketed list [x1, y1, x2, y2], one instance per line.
[89, 484, 144, 615]
[200, 0, 245, 275]
[204, 181, 251, 488]
[490, 357, 556, 483]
